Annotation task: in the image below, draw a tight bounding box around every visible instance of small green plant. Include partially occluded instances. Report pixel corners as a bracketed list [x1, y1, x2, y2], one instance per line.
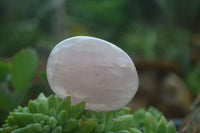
[0, 48, 38, 123]
[0, 93, 176, 133]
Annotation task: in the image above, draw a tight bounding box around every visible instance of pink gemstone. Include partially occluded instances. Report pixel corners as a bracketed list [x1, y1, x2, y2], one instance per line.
[46, 36, 139, 111]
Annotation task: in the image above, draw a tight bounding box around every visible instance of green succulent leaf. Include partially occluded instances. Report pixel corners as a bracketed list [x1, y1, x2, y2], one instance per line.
[116, 130, 130, 133]
[56, 110, 68, 125]
[28, 100, 39, 113]
[95, 123, 105, 133]
[63, 118, 78, 132]
[166, 121, 176, 133]
[49, 116, 57, 129]
[144, 112, 157, 132]
[112, 115, 133, 131]
[58, 96, 71, 111]
[68, 102, 85, 119]
[132, 109, 146, 129]
[47, 95, 58, 110]
[104, 112, 114, 131]
[13, 113, 34, 127]
[52, 126, 62, 133]
[155, 117, 167, 133]
[75, 118, 97, 133]
[129, 128, 142, 133]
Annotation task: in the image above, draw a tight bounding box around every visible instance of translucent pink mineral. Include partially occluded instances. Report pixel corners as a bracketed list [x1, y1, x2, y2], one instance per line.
[46, 36, 139, 111]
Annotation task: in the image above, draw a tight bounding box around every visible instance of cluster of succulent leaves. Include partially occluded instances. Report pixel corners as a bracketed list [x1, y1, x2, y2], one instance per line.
[0, 48, 38, 123]
[0, 93, 176, 133]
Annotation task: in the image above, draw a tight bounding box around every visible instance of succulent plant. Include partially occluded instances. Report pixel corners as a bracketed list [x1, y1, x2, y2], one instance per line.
[0, 93, 176, 133]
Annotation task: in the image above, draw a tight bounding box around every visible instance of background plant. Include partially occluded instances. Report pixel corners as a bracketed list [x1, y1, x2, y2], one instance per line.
[0, 49, 49, 123]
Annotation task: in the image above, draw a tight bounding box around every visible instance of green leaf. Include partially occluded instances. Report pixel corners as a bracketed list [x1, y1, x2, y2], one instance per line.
[147, 107, 162, 121]
[37, 93, 47, 103]
[116, 130, 130, 133]
[28, 100, 39, 113]
[0, 84, 19, 111]
[112, 115, 133, 131]
[0, 61, 10, 82]
[63, 118, 78, 132]
[33, 123, 43, 132]
[95, 112, 106, 124]
[68, 102, 85, 119]
[11, 48, 38, 92]
[155, 117, 167, 133]
[48, 95, 58, 110]
[104, 131, 114, 133]
[0, 125, 18, 133]
[38, 101, 49, 115]
[11, 124, 34, 133]
[13, 113, 34, 127]
[56, 110, 68, 125]
[50, 108, 57, 117]
[52, 126, 62, 133]
[49, 116, 57, 129]
[36, 93, 49, 115]
[132, 109, 145, 129]
[75, 118, 97, 133]
[129, 128, 142, 133]
[43, 125, 50, 132]
[7, 116, 15, 126]
[95, 124, 105, 133]
[104, 112, 114, 131]
[166, 121, 176, 133]
[144, 112, 156, 132]
[58, 96, 71, 111]
[33, 113, 49, 123]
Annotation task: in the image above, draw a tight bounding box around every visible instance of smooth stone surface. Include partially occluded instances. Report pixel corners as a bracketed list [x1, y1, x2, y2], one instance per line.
[46, 36, 139, 111]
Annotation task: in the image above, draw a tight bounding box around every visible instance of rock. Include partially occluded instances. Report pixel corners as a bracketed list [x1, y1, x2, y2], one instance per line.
[46, 36, 139, 111]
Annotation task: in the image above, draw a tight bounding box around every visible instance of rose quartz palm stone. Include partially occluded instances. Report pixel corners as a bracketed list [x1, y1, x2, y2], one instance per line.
[46, 36, 138, 111]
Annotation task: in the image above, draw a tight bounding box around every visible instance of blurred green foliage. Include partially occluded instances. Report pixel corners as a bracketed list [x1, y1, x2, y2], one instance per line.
[186, 65, 200, 94]
[154, 0, 200, 27]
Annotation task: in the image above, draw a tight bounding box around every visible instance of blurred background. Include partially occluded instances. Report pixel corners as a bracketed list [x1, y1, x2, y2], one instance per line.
[0, 0, 200, 126]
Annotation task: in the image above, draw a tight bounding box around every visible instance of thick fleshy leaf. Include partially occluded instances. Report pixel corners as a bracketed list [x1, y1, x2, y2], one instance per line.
[28, 100, 39, 113]
[56, 110, 68, 125]
[166, 121, 176, 133]
[74, 118, 97, 133]
[63, 118, 78, 132]
[68, 102, 85, 119]
[13, 113, 34, 127]
[112, 115, 133, 131]
[144, 112, 157, 132]
[155, 117, 167, 133]
[104, 112, 114, 131]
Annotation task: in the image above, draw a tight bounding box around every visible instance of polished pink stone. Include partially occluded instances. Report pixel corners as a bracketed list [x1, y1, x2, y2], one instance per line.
[46, 36, 138, 111]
